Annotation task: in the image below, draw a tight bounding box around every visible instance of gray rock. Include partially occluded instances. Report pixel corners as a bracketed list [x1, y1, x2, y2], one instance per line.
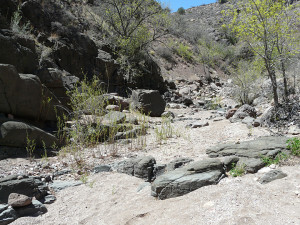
[131, 89, 166, 117]
[49, 181, 82, 192]
[151, 159, 224, 200]
[103, 111, 126, 124]
[259, 169, 287, 184]
[8, 193, 32, 207]
[116, 156, 156, 181]
[161, 111, 175, 119]
[42, 195, 56, 204]
[222, 156, 239, 171]
[0, 176, 39, 204]
[242, 116, 254, 125]
[238, 158, 265, 173]
[0, 120, 59, 149]
[230, 104, 257, 122]
[190, 121, 209, 128]
[15, 200, 47, 217]
[93, 165, 112, 173]
[166, 158, 194, 171]
[206, 136, 288, 159]
[153, 164, 167, 177]
[0, 64, 60, 121]
[0, 205, 18, 225]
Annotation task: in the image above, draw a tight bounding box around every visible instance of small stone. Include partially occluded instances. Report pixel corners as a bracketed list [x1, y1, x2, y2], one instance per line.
[269, 164, 276, 169]
[191, 121, 209, 128]
[106, 105, 120, 111]
[8, 193, 32, 208]
[43, 195, 56, 204]
[259, 169, 287, 184]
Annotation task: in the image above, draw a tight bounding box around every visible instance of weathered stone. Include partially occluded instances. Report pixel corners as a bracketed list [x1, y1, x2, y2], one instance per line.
[222, 156, 239, 171]
[0, 176, 39, 204]
[103, 111, 126, 125]
[49, 180, 82, 192]
[166, 158, 194, 171]
[42, 195, 56, 204]
[106, 105, 120, 111]
[190, 121, 209, 128]
[0, 120, 59, 148]
[259, 169, 287, 184]
[0, 205, 18, 225]
[93, 165, 112, 173]
[230, 104, 257, 122]
[8, 193, 32, 208]
[238, 158, 265, 173]
[206, 136, 288, 159]
[242, 116, 254, 125]
[151, 159, 224, 200]
[131, 89, 166, 117]
[14, 200, 47, 217]
[116, 156, 156, 181]
[0, 64, 61, 121]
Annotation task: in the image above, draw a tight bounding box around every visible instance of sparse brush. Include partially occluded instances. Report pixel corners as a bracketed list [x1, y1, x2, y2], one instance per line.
[229, 163, 246, 177]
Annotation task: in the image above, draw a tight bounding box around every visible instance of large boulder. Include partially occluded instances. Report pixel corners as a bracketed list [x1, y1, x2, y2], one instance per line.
[151, 159, 224, 200]
[0, 204, 18, 225]
[0, 176, 39, 204]
[206, 136, 289, 173]
[0, 64, 60, 121]
[0, 30, 38, 74]
[116, 156, 156, 181]
[229, 104, 257, 123]
[0, 120, 59, 149]
[206, 136, 288, 158]
[131, 89, 166, 117]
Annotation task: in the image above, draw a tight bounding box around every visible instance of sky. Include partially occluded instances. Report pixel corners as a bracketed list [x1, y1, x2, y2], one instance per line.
[160, 0, 217, 12]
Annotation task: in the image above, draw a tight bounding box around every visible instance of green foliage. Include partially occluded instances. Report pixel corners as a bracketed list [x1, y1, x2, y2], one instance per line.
[170, 41, 194, 62]
[102, 0, 170, 57]
[230, 60, 260, 104]
[261, 152, 289, 166]
[224, 0, 300, 107]
[229, 163, 246, 177]
[11, 7, 30, 34]
[287, 137, 300, 156]
[197, 38, 234, 68]
[26, 135, 36, 160]
[155, 118, 174, 144]
[177, 7, 185, 15]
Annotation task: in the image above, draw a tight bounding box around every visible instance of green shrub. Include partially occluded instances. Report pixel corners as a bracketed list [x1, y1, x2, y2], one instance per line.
[172, 42, 194, 62]
[11, 7, 30, 34]
[287, 137, 300, 156]
[229, 163, 246, 177]
[177, 7, 185, 15]
[261, 152, 289, 166]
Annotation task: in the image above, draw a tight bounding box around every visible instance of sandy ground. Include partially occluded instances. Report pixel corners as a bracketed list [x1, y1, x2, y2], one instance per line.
[5, 109, 300, 224]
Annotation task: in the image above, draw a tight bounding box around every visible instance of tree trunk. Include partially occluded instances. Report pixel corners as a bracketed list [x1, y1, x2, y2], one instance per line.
[281, 61, 288, 101]
[266, 63, 279, 108]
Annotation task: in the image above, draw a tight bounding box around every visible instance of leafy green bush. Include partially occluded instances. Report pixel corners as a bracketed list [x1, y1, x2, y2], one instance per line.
[177, 7, 185, 15]
[229, 163, 246, 177]
[171, 41, 194, 62]
[287, 137, 300, 156]
[11, 7, 31, 34]
[261, 152, 289, 166]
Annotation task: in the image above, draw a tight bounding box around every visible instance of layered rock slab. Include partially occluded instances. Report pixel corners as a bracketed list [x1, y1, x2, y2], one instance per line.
[151, 159, 224, 200]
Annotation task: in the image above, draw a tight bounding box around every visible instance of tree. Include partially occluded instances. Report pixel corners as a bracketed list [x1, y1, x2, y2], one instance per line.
[177, 7, 185, 15]
[226, 0, 299, 108]
[101, 0, 169, 57]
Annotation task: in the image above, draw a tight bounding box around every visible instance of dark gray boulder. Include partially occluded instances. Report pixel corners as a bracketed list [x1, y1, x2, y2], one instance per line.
[0, 64, 60, 121]
[0, 204, 18, 225]
[116, 156, 156, 181]
[0, 176, 39, 204]
[238, 158, 265, 173]
[229, 104, 257, 123]
[0, 31, 38, 74]
[151, 159, 224, 200]
[206, 136, 288, 158]
[131, 90, 166, 117]
[259, 169, 287, 184]
[49, 180, 82, 192]
[14, 200, 47, 217]
[166, 158, 194, 171]
[0, 120, 59, 148]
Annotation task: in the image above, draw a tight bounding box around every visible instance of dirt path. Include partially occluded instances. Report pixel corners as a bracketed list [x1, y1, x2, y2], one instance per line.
[8, 109, 300, 225]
